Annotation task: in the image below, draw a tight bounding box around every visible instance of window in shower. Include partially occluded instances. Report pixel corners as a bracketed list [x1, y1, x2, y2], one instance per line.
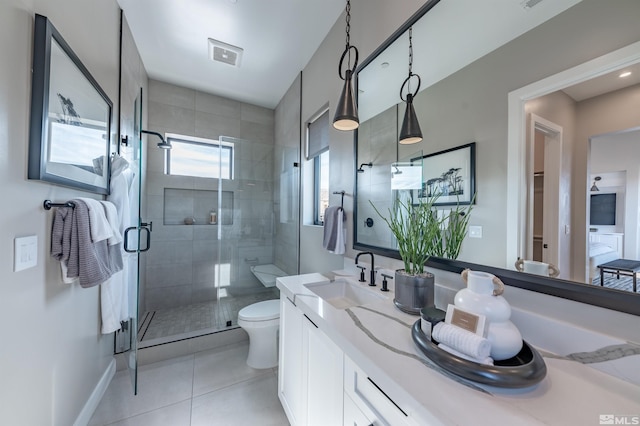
[307, 108, 330, 225]
[165, 133, 234, 179]
[314, 151, 330, 225]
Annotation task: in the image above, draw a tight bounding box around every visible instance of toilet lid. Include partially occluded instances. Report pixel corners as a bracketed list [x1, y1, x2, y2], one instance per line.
[238, 300, 280, 321]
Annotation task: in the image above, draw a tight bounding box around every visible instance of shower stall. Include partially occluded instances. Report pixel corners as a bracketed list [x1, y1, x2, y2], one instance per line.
[136, 80, 300, 346]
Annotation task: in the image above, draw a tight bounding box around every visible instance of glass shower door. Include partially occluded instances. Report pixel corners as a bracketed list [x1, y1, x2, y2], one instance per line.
[115, 88, 148, 394]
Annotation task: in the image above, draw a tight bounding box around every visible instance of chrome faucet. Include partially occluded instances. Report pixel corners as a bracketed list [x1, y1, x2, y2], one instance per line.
[355, 252, 376, 286]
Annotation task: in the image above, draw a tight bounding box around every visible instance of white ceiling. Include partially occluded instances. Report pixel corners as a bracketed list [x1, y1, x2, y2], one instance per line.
[562, 62, 640, 102]
[118, 0, 584, 110]
[118, 0, 345, 108]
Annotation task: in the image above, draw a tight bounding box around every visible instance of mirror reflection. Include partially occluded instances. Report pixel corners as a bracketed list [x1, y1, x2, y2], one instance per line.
[354, 0, 640, 298]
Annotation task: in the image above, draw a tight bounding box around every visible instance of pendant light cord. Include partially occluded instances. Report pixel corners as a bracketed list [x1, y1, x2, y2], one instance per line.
[408, 27, 413, 89]
[345, 0, 351, 55]
[400, 26, 420, 101]
[338, 0, 358, 81]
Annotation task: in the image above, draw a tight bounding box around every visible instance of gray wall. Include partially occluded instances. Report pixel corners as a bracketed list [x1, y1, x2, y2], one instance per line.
[574, 83, 640, 278]
[0, 0, 120, 425]
[274, 74, 302, 275]
[144, 80, 276, 311]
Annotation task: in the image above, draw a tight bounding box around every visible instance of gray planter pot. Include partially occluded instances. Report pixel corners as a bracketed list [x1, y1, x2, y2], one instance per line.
[394, 270, 435, 315]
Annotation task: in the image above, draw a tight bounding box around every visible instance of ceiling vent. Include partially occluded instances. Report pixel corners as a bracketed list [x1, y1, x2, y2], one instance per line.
[208, 38, 243, 67]
[520, 0, 544, 9]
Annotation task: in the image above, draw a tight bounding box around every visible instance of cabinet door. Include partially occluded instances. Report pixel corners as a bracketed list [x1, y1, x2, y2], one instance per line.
[278, 296, 304, 425]
[303, 315, 344, 426]
[344, 393, 375, 426]
[344, 355, 412, 426]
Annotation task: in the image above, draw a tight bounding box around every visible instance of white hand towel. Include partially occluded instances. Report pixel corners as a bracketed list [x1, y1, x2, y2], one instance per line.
[100, 201, 122, 246]
[100, 270, 127, 334]
[78, 197, 113, 242]
[438, 344, 494, 365]
[432, 322, 491, 360]
[323, 206, 346, 254]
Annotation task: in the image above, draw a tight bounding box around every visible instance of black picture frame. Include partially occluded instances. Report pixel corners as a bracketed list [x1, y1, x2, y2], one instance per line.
[412, 142, 476, 206]
[28, 14, 112, 195]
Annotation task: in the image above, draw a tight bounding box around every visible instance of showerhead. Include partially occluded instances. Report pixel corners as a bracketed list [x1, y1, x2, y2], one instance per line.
[141, 130, 172, 149]
[357, 162, 373, 173]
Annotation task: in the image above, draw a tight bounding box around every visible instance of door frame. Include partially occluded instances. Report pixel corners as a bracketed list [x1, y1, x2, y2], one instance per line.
[527, 114, 563, 272]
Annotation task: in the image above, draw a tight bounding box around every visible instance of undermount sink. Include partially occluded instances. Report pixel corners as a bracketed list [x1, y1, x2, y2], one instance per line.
[304, 279, 387, 309]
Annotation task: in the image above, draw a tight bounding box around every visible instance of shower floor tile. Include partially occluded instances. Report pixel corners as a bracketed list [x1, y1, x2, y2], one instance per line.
[140, 288, 280, 342]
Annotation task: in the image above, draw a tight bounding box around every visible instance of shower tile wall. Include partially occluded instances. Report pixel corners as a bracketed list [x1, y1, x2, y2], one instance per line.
[145, 80, 276, 311]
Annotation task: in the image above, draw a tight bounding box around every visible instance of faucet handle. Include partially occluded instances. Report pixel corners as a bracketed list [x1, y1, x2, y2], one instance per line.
[380, 273, 393, 292]
[356, 265, 367, 282]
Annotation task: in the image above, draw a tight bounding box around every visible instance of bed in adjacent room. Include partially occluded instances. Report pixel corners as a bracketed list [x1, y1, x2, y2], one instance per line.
[589, 242, 620, 283]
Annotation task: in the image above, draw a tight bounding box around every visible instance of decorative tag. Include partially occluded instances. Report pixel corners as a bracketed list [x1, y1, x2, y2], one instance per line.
[445, 304, 487, 336]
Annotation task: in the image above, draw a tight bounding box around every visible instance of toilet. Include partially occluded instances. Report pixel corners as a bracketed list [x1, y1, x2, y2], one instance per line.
[237, 300, 280, 369]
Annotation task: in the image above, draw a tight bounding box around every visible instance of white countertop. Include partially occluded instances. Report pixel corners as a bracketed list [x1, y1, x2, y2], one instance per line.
[276, 273, 640, 426]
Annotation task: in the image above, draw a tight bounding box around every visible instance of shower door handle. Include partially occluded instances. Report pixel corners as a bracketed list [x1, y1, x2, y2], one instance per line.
[123, 222, 152, 253]
[123, 226, 137, 253]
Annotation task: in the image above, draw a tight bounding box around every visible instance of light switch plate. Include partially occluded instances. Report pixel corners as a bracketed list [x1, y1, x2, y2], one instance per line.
[15, 235, 37, 272]
[468, 225, 483, 239]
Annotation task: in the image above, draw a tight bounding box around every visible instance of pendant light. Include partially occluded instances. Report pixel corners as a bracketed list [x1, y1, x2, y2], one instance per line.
[591, 176, 601, 191]
[399, 27, 423, 144]
[333, 0, 359, 131]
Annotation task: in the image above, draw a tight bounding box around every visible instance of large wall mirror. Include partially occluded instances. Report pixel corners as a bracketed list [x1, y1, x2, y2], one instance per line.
[354, 0, 640, 315]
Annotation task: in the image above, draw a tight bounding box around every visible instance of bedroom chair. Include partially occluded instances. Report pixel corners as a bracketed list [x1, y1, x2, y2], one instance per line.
[515, 259, 560, 278]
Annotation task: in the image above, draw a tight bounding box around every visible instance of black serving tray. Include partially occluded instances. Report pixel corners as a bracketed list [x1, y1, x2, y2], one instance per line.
[411, 320, 547, 388]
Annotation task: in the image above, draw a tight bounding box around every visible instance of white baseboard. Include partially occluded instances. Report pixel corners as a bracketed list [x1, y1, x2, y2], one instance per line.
[74, 357, 116, 426]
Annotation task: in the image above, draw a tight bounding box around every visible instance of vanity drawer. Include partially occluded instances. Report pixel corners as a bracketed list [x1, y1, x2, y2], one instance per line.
[344, 355, 415, 426]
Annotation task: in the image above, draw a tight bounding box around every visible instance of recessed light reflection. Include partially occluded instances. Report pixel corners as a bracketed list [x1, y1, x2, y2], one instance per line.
[619, 71, 632, 78]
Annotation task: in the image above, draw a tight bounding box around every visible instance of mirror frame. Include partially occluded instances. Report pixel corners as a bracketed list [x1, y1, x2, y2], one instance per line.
[352, 1, 640, 317]
[28, 14, 112, 195]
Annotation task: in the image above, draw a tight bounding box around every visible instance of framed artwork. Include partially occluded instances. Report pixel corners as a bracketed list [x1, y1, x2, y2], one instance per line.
[413, 142, 476, 206]
[28, 14, 112, 194]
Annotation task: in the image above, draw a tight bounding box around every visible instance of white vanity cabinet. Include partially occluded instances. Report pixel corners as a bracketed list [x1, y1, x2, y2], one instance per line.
[278, 295, 305, 425]
[303, 313, 344, 425]
[279, 293, 420, 426]
[343, 355, 418, 426]
[278, 295, 343, 426]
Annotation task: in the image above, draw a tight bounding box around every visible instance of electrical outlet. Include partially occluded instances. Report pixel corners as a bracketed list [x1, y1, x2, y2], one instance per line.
[15, 235, 38, 272]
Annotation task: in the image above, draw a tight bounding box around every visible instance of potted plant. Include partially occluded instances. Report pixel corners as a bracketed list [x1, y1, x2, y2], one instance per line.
[371, 195, 473, 315]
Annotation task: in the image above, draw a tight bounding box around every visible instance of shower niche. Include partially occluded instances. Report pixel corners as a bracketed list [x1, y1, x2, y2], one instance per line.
[163, 188, 234, 226]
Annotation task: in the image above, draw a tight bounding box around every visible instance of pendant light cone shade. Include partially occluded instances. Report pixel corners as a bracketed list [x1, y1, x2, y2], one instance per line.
[333, 70, 359, 131]
[399, 94, 422, 144]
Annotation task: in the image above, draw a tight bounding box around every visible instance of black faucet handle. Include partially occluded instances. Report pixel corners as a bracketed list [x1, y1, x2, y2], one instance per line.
[356, 265, 367, 282]
[380, 273, 393, 292]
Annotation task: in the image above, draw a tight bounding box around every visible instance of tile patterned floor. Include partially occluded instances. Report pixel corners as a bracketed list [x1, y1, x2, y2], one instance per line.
[140, 288, 280, 341]
[89, 341, 289, 426]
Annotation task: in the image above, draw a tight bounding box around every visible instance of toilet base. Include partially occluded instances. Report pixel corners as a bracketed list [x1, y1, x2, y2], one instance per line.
[239, 319, 279, 369]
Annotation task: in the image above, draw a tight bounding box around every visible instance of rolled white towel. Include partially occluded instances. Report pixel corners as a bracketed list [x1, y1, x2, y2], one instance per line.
[438, 344, 494, 365]
[432, 322, 491, 359]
